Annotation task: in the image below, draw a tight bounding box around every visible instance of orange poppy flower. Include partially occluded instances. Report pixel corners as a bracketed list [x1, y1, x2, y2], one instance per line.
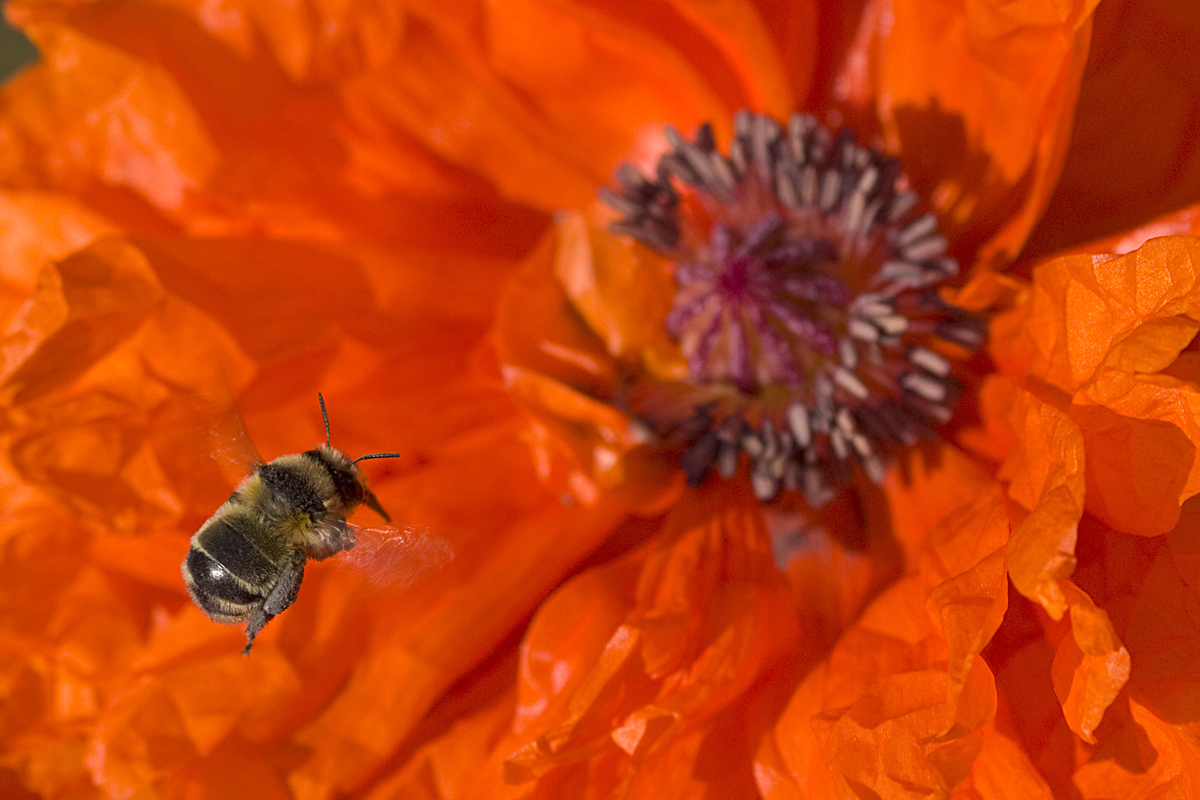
[2, 1, 1200, 798]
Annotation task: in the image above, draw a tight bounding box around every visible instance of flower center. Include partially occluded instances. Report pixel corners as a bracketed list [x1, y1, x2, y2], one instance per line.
[602, 112, 983, 505]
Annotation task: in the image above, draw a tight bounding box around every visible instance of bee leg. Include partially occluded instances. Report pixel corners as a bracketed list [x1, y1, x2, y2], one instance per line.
[242, 549, 306, 655]
[309, 519, 356, 561]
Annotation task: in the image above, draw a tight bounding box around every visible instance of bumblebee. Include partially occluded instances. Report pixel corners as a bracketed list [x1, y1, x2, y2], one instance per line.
[181, 395, 398, 654]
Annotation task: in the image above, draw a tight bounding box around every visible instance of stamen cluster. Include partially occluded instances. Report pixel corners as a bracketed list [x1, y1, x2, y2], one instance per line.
[602, 112, 983, 505]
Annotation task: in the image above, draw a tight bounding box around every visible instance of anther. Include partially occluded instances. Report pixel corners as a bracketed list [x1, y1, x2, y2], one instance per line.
[908, 346, 951, 377]
[834, 367, 870, 400]
[900, 371, 948, 403]
[896, 213, 938, 246]
[787, 404, 812, 448]
[902, 235, 948, 262]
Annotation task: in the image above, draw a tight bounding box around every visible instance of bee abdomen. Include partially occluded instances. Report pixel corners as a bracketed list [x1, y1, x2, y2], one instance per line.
[258, 461, 328, 519]
[198, 515, 287, 586]
[183, 547, 265, 620]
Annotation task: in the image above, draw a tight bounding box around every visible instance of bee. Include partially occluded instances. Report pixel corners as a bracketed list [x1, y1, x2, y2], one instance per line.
[181, 394, 401, 654]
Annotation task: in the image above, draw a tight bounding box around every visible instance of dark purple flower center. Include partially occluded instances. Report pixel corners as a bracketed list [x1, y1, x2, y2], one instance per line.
[602, 112, 983, 505]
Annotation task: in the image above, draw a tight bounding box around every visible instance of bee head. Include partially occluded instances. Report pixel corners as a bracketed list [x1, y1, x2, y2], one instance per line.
[312, 395, 399, 522]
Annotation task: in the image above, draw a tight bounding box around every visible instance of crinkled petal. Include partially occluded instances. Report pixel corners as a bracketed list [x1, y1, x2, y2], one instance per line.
[920, 489, 1010, 710]
[988, 488, 1194, 796]
[1072, 369, 1200, 536]
[761, 468, 1019, 798]
[495, 219, 685, 509]
[1023, 0, 1200, 260]
[1068, 531, 1200, 797]
[992, 237, 1200, 393]
[992, 237, 1200, 537]
[1073, 695, 1200, 800]
[1049, 581, 1130, 744]
[360, 486, 800, 797]
[345, 0, 797, 213]
[284, 490, 626, 800]
[1000, 387, 1084, 620]
[835, 0, 1101, 267]
[760, 575, 1000, 798]
[494, 487, 797, 795]
[3, 0, 547, 255]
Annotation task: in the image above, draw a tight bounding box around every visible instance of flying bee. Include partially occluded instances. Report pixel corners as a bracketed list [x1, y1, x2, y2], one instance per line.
[182, 394, 405, 654]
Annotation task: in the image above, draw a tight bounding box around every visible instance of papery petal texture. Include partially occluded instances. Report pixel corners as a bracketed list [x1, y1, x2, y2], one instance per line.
[6, 0, 1200, 798]
[835, 0, 1100, 266]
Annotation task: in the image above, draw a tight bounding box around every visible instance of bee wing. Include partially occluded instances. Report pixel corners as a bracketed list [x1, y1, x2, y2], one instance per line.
[151, 389, 263, 517]
[201, 395, 264, 482]
[337, 524, 454, 588]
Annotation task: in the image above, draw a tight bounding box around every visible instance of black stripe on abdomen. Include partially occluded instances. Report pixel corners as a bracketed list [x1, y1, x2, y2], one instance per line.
[185, 547, 264, 615]
[198, 515, 281, 586]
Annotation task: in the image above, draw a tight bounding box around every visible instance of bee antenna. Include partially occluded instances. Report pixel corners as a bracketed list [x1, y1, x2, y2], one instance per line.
[317, 393, 331, 448]
[351, 452, 401, 464]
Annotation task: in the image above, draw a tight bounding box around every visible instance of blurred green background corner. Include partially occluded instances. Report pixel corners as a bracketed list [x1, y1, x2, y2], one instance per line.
[0, 1, 38, 85]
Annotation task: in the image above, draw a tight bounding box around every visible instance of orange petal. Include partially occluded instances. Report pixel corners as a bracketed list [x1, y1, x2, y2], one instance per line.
[1073, 696, 1200, 800]
[1022, 0, 1200, 260]
[1000, 389, 1085, 620]
[993, 237, 1200, 536]
[346, 0, 791, 214]
[5, 1, 546, 255]
[491, 486, 797, 794]
[553, 210, 679, 371]
[1048, 581, 1130, 744]
[1072, 539, 1200, 797]
[992, 237, 1200, 394]
[762, 567, 1004, 798]
[962, 721, 1054, 800]
[1071, 202, 1200, 258]
[836, 0, 1101, 267]
[810, 665, 992, 799]
[920, 489, 1010, 709]
[1071, 371, 1200, 536]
